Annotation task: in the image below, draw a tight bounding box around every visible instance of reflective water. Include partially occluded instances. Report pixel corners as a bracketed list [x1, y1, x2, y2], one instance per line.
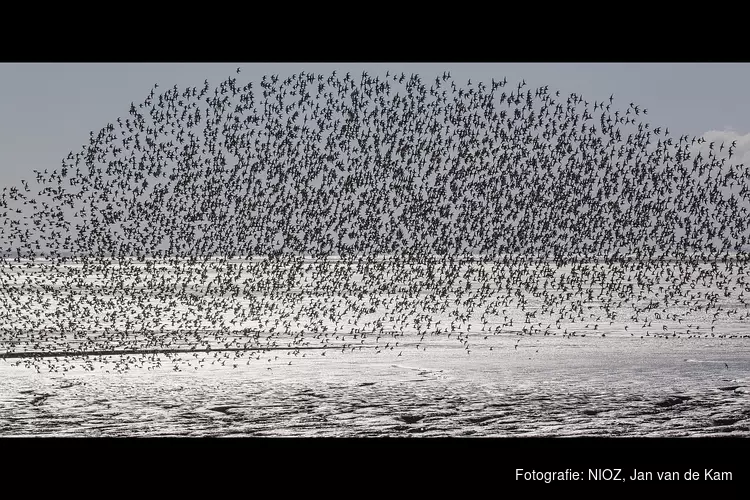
[2, 336, 748, 436]
[1, 259, 749, 436]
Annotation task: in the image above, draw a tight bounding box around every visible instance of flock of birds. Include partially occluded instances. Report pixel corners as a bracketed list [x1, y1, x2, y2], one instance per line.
[1, 69, 749, 374]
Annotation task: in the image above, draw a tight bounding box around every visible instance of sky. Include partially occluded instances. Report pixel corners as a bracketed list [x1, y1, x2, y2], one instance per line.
[1, 62, 749, 190]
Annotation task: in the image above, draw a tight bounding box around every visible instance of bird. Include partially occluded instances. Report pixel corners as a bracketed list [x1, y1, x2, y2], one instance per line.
[0, 67, 745, 395]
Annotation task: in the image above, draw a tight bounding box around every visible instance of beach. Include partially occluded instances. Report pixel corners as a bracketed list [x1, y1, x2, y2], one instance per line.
[2, 334, 748, 437]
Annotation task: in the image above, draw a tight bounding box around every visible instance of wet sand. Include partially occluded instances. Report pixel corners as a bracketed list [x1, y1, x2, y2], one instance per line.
[2, 335, 748, 437]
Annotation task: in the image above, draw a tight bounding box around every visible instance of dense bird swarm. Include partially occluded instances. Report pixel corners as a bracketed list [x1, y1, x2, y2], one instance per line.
[1, 70, 749, 373]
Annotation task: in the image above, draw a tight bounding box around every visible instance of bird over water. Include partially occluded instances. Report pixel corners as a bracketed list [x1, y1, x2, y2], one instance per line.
[1, 70, 749, 375]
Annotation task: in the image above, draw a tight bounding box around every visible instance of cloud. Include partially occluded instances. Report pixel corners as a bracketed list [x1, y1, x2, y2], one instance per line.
[699, 129, 750, 165]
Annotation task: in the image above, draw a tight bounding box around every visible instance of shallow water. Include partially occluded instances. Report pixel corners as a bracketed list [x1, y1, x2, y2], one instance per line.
[2, 336, 749, 436]
[2, 259, 749, 436]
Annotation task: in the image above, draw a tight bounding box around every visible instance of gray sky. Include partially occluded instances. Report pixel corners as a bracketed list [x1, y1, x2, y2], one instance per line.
[1, 63, 749, 190]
